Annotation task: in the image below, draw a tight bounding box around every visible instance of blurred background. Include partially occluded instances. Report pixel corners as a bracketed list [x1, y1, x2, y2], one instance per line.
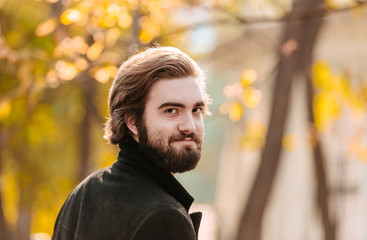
[1, 0, 367, 239]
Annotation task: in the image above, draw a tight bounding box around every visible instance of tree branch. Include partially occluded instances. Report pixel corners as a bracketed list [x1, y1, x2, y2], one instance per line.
[155, 1, 367, 42]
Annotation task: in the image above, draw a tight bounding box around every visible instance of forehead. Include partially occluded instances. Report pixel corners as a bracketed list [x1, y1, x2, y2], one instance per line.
[146, 77, 204, 107]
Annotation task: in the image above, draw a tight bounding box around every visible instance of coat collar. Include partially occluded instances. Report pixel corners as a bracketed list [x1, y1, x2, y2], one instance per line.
[117, 140, 194, 212]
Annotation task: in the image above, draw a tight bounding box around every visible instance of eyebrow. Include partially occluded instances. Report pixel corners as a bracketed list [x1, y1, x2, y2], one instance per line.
[158, 101, 205, 110]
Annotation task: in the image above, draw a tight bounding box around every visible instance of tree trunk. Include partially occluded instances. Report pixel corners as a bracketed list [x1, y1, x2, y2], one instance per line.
[77, 74, 95, 182]
[236, 0, 326, 239]
[16, 171, 33, 240]
[305, 70, 336, 240]
[298, 3, 336, 240]
[16, 207, 31, 240]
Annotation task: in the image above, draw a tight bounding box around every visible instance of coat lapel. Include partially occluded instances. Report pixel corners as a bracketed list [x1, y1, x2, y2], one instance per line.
[189, 211, 202, 237]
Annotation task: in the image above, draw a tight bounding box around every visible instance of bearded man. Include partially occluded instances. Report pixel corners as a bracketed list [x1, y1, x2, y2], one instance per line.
[52, 46, 211, 240]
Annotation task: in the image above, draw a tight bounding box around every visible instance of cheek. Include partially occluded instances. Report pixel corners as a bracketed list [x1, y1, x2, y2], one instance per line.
[196, 120, 204, 136]
[150, 121, 177, 138]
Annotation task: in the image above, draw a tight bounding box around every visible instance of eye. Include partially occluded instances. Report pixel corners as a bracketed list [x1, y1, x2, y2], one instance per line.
[193, 107, 203, 113]
[165, 108, 177, 114]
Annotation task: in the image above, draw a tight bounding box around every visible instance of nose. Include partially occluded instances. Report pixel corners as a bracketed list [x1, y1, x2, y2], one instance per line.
[178, 113, 196, 134]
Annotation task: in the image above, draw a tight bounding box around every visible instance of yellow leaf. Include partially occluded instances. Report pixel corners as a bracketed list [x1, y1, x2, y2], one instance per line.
[60, 9, 82, 25]
[106, 28, 121, 46]
[240, 68, 257, 87]
[348, 94, 365, 117]
[106, 3, 121, 17]
[93, 66, 117, 84]
[75, 58, 89, 71]
[118, 13, 133, 29]
[313, 92, 341, 132]
[35, 18, 57, 37]
[243, 87, 262, 108]
[240, 120, 266, 150]
[282, 134, 298, 151]
[46, 70, 58, 83]
[3, 173, 19, 226]
[55, 61, 78, 81]
[312, 61, 332, 90]
[331, 75, 349, 96]
[5, 29, 22, 48]
[229, 102, 243, 122]
[325, 0, 356, 10]
[139, 16, 160, 43]
[103, 15, 116, 28]
[87, 41, 104, 61]
[0, 98, 11, 120]
[240, 135, 255, 150]
[246, 120, 265, 138]
[128, 0, 139, 9]
[139, 29, 153, 44]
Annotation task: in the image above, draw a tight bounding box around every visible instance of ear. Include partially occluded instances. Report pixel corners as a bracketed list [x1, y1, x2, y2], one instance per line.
[125, 112, 139, 141]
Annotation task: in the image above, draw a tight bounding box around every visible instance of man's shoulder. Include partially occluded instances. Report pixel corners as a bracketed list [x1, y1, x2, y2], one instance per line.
[52, 163, 195, 240]
[131, 207, 196, 240]
[62, 162, 181, 211]
[70, 165, 113, 192]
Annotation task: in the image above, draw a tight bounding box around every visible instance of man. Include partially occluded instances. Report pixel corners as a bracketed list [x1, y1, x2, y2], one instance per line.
[52, 46, 211, 240]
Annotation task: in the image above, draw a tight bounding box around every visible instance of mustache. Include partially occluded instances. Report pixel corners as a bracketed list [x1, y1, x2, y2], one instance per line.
[168, 132, 201, 144]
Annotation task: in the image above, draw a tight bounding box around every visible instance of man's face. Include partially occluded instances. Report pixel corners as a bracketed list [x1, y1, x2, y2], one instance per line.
[137, 76, 205, 173]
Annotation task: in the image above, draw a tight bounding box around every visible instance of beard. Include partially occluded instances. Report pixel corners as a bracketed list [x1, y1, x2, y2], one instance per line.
[137, 119, 202, 173]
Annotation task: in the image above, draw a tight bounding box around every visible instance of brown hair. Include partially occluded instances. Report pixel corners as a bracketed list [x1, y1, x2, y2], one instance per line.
[104, 46, 210, 145]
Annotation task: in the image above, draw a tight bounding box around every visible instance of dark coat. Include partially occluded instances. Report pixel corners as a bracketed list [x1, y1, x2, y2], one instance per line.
[52, 141, 202, 240]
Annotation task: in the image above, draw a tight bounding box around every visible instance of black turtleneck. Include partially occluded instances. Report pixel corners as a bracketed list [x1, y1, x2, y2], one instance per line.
[52, 140, 202, 240]
[117, 140, 194, 211]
